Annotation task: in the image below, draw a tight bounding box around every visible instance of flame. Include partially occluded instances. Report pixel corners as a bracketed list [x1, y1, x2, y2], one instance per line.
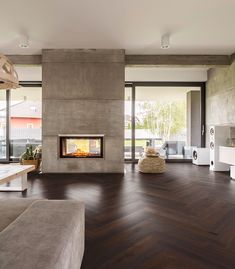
[66, 149, 96, 157]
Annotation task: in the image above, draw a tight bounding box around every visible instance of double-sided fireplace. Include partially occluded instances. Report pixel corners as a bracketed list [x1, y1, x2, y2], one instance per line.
[59, 135, 104, 158]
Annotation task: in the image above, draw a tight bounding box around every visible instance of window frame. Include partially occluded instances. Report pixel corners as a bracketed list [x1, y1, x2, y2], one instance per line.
[124, 81, 206, 163]
[0, 81, 42, 163]
[0, 90, 10, 163]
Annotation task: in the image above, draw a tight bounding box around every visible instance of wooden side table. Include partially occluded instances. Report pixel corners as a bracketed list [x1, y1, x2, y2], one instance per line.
[0, 164, 35, 191]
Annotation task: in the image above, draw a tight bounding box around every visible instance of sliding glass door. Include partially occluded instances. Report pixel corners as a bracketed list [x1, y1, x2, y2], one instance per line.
[125, 83, 205, 162]
[124, 86, 132, 160]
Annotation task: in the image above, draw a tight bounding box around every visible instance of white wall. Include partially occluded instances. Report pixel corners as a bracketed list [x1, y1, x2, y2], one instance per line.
[15, 66, 42, 81]
[125, 67, 208, 82]
[14, 66, 207, 82]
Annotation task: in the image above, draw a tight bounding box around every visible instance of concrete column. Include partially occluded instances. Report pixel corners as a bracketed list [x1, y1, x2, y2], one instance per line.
[187, 91, 201, 147]
[42, 49, 125, 173]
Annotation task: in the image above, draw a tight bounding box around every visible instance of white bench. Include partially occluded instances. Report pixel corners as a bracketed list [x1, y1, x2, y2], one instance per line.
[219, 146, 235, 180]
[0, 164, 35, 192]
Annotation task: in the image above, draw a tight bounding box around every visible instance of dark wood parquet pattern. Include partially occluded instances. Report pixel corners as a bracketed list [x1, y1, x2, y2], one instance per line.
[0, 163, 235, 269]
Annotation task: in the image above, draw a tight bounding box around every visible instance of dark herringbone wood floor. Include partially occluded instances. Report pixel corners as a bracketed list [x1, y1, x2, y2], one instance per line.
[1, 163, 235, 269]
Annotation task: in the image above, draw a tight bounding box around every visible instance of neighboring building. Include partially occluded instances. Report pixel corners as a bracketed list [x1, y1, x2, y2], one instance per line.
[0, 100, 42, 158]
[10, 101, 42, 129]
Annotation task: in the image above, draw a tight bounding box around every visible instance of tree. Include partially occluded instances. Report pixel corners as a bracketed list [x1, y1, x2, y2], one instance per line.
[136, 100, 186, 141]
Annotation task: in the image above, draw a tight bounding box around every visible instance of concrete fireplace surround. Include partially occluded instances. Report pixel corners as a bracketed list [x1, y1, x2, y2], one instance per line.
[42, 49, 125, 173]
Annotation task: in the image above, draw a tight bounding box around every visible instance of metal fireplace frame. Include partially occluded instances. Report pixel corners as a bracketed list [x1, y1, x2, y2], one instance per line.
[58, 134, 104, 159]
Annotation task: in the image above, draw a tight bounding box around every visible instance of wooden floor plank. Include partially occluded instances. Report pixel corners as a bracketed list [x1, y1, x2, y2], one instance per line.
[0, 163, 235, 269]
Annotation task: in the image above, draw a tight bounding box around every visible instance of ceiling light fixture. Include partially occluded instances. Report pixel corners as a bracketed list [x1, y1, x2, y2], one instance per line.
[19, 35, 29, 49]
[161, 34, 170, 49]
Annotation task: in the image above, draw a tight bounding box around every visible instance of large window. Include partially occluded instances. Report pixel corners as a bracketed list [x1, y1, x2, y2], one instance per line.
[10, 86, 42, 160]
[125, 83, 205, 162]
[0, 83, 42, 162]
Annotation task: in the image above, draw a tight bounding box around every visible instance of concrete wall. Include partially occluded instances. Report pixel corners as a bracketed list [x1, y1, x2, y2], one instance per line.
[187, 91, 201, 147]
[206, 61, 235, 145]
[42, 49, 125, 173]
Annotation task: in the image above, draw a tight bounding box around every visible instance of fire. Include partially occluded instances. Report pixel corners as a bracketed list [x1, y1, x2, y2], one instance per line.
[61, 138, 102, 158]
[66, 149, 93, 157]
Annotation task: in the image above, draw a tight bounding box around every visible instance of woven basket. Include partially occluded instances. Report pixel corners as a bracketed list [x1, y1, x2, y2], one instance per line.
[138, 156, 165, 173]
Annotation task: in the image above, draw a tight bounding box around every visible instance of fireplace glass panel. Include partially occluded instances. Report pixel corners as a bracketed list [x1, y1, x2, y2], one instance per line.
[60, 136, 103, 158]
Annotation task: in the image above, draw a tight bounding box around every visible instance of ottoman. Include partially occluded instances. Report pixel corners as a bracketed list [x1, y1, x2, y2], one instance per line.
[0, 199, 85, 269]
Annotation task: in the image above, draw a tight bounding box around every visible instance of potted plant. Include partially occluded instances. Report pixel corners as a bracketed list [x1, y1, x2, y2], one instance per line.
[20, 145, 39, 170]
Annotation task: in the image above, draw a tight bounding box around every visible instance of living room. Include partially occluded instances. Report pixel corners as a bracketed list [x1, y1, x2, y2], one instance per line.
[0, 1, 235, 269]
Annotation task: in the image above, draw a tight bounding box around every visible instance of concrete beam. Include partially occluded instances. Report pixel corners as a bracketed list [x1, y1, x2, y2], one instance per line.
[230, 53, 235, 64]
[125, 55, 231, 67]
[6, 55, 42, 65]
[6, 53, 234, 67]
[42, 49, 125, 63]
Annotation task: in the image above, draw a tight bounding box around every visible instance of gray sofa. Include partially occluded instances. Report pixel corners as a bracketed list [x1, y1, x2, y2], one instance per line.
[0, 199, 85, 269]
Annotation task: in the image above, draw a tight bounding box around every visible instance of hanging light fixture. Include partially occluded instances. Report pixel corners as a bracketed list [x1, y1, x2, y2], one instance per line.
[0, 54, 20, 90]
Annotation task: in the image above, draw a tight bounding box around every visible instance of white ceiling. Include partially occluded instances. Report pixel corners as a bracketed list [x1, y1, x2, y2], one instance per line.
[1, 0, 235, 55]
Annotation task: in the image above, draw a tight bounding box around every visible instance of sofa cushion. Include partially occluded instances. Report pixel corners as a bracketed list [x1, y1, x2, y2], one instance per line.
[0, 200, 85, 269]
[0, 199, 37, 232]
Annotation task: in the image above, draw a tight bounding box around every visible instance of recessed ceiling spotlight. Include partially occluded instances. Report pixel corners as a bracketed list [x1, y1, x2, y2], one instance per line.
[161, 34, 170, 49]
[19, 36, 29, 49]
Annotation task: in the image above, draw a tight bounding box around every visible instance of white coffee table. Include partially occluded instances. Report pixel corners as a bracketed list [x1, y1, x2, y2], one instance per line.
[0, 164, 35, 192]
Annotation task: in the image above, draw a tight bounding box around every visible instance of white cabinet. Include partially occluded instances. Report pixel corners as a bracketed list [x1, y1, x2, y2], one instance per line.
[219, 146, 235, 179]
